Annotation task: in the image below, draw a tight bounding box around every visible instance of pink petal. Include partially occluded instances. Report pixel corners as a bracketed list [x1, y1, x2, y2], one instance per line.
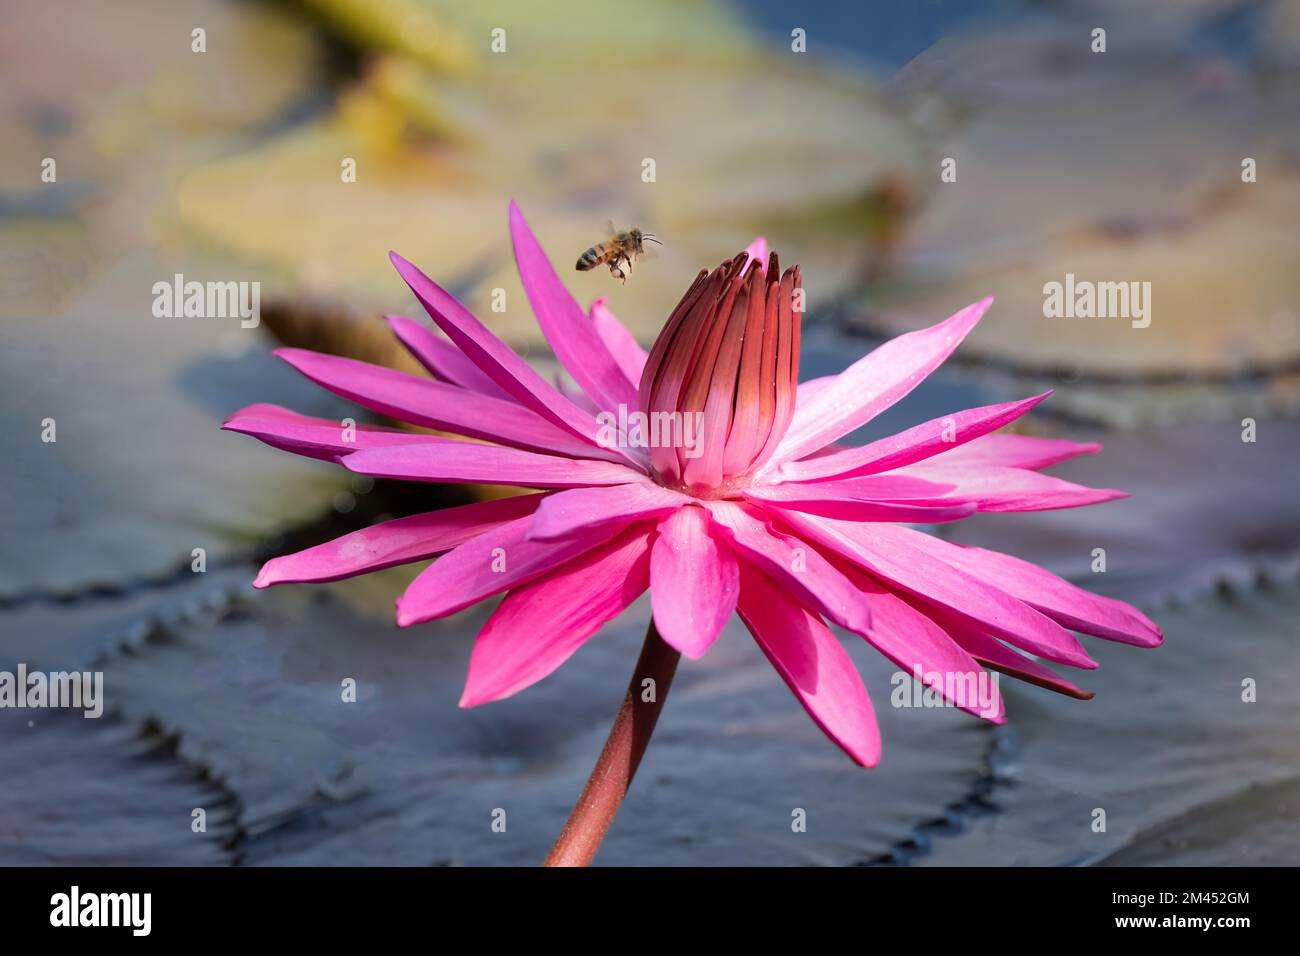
[742, 484, 977, 523]
[772, 297, 993, 464]
[274, 347, 627, 462]
[385, 315, 512, 399]
[808, 475, 957, 499]
[837, 565, 1005, 722]
[794, 375, 837, 412]
[530, 482, 691, 541]
[389, 251, 639, 462]
[556, 374, 600, 415]
[650, 505, 740, 659]
[509, 202, 641, 415]
[776, 393, 1051, 482]
[932, 615, 1094, 700]
[705, 501, 872, 635]
[743, 236, 768, 271]
[774, 511, 1095, 669]
[459, 525, 654, 706]
[590, 297, 648, 389]
[253, 493, 545, 587]
[736, 562, 880, 767]
[888, 532, 1162, 647]
[340, 442, 646, 488]
[895, 462, 1127, 511]
[934, 433, 1102, 470]
[223, 403, 442, 461]
[396, 514, 646, 627]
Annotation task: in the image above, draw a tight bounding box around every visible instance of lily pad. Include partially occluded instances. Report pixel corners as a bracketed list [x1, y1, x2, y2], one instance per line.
[1, 0, 324, 308]
[916, 577, 1300, 866]
[0, 566, 252, 671]
[103, 583, 989, 865]
[0, 0, 345, 601]
[173, 11, 924, 349]
[1, 252, 355, 602]
[0, 711, 233, 865]
[1098, 776, 1300, 866]
[874, 19, 1300, 378]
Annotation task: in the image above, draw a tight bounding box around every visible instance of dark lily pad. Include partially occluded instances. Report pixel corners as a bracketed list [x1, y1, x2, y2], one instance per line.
[101, 583, 988, 865]
[1, 258, 353, 602]
[0, 567, 252, 671]
[0, 0, 342, 602]
[917, 577, 1300, 866]
[1098, 776, 1300, 866]
[0, 711, 233, 865]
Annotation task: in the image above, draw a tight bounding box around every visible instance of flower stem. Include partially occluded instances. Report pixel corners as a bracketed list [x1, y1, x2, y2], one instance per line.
[542, 618, 680, 867]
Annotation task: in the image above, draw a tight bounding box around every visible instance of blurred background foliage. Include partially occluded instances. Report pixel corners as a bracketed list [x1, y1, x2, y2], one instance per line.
[172, 0, 923, 348]
[3, 0, 1300, 865]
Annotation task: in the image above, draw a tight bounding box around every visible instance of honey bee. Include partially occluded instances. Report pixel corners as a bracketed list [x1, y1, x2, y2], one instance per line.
[575, 226, 660, 283]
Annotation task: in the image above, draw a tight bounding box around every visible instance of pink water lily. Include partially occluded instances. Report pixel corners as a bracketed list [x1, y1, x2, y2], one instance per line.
[225, 201, 1160, 863]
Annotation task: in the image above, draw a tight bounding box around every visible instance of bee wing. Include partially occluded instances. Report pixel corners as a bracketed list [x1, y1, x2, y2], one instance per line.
[602, 219, 618, 239]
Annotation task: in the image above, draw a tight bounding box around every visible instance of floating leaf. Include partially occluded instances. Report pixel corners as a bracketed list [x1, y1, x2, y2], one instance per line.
[1099, 776, 1300, 866]
[105, 585, 988, 865]
[174, 7, 923, 349]
[0, 712, 233, 865]
[917, 579, 1300, 866]
[874, 19, 1300, 378]
[1, 255, 356, 601]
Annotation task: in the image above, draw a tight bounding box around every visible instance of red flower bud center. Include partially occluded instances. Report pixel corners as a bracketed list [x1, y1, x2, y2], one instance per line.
[637, 251, 801, 495]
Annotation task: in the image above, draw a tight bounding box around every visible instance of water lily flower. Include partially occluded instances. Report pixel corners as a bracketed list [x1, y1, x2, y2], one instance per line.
[225, 201, 1161, 864]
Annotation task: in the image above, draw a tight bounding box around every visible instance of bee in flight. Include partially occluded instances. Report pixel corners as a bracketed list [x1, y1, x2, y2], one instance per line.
[575, 226, 661, 284]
